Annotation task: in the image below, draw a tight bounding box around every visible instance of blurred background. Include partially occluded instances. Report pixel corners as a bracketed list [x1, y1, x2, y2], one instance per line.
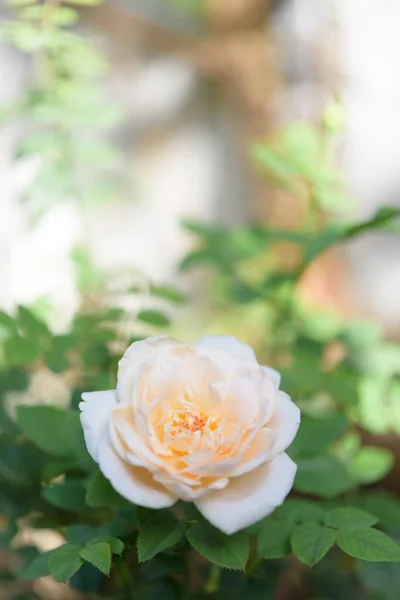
[2, 0, 400, 331]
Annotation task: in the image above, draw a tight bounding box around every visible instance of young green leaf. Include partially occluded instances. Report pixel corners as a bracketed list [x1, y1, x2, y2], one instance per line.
[291, 523, 335, 567]
[337, 527, 400, 562]
[325, 507, 378, 529]
[137, 512, 185, 562]
[150, 284, 186, 304]
[89, 536, 124, 556]
[20, 550, 52, 579]
[137, 309, 170, 328]
[17, 405, 71, 457]
[86, 470, 131, 508]
[186, 521, 250, 570]
[80, 542, 111, 576]
[49, 544, 83, 583]
[257, 520, 293, 559]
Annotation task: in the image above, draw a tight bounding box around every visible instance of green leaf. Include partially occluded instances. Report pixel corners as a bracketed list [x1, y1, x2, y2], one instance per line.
[350, 446, 394, 485]
[257, 520, 293, 559]
[86, 470, 131, 508]
[283, 122, 320, 161]
[344, 206, 400, 239]
[275, 499, 326, 525]
[80, 542, 111, 576]
[44, 335, 73, 373]
[65, 524, 100, 546]
[18, 5, 79, 25]
[17, 306, 50, 341]
[288, 501, 325, 525]
[42, 481, 87, 511]
[295, 456, 351, 496]
[337, 527, 400, 562]
[138, 512, 185, 562]
[90, 536, 124, 556]
[137, 309, 170, 328]
[49, 544, 83, 583]
[4, 336, 40, 365]
[0, 521, 17, 549]
[20, 550, 52, 579]
[0, 311, 18, 333]
[304, 230, 342, 263]
[291, 524, 335, 567]
[17, 405, 71, 457]
[362, 492, 400, 534]
[325, 508, 378, 529]
[288, 414, 348, 458]
[65, 411, 94, 471]
[186, 522, 250, 570]
[150, 284, 186, 304]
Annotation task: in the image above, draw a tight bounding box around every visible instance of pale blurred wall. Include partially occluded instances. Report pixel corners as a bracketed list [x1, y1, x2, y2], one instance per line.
[336, 0, 400, 329]
[272, 0, 400, 330]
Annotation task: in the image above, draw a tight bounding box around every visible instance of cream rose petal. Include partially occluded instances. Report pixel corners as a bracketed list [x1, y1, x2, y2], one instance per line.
[269, 391, 301, 454]
[79, 390, 118, 461]
[97, 432, 177, 509]
[194, 452, 297, 535]
[262, 365, 281, 391]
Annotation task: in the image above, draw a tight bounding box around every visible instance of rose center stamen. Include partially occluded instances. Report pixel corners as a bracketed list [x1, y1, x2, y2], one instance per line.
[180, 415, 206, 433]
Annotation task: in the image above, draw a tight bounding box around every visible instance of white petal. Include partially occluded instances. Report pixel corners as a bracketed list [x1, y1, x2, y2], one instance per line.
[117, 336, 182, 404]
[262, 365, 281, 390]
[98, 433, 177, 509]
[154, 473, 229, 501]
[113, 405, 163, 468]
[230, 427, 276, 477]
[269, 391, 301, 454]
[196, 335, 257, 363]
[195, 453, 297, 534]
[79, 390, 118, 462]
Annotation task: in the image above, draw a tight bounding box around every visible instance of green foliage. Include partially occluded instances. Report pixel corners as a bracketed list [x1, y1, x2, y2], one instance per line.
[86, 470, 131, 508]
[42, 480, 87, 511]
[337, 528, 400, 562]
[295, 455, 351, 496]
[137, 309, 171, 328]
[17, 405, 71, 457]
[20, 550, 52, 580]
[79, 542, 111, 575]
[49, 544, 84, 583]
[349, 446, 394, 485]
[186, 522, 250, 570]
[325, 508, 378, 529]
[138, 511, 185, 562]
[291, 523, 336, 567]
[0, 0, 123, 218]
[257, 520, 293, 559]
